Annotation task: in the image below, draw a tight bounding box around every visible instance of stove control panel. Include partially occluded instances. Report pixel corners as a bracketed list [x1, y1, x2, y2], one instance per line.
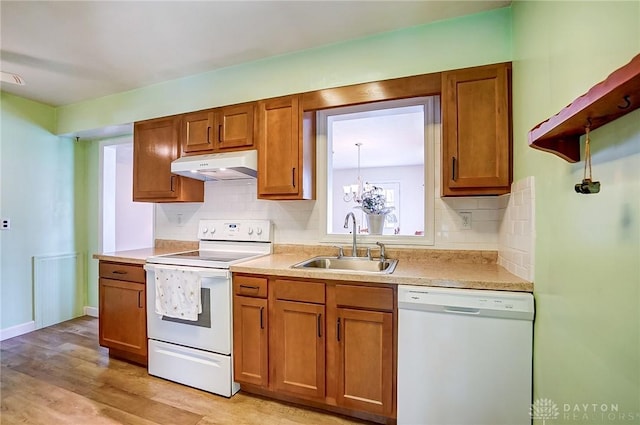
[198, 219, 272, 242]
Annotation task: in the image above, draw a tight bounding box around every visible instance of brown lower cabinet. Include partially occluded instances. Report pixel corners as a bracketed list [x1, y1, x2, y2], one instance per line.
[232, 273, 396, 423]
[337, 307, 394, 415]
[98, 261, 148, 366]
[233, 294, 269, 387]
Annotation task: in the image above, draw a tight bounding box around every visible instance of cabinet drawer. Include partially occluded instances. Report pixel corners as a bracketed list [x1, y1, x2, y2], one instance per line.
[234, 275, 268, 298]
[99, 262, 145, 283]
[274, 279, 325, 304]
[335, 285, 394, 311]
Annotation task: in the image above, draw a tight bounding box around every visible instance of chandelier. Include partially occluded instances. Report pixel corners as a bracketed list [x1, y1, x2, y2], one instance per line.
[343, 142, 367, 203]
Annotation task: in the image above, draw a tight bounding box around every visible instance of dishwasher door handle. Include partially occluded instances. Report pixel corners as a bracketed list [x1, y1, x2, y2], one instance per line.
[443, 306, 481, 315]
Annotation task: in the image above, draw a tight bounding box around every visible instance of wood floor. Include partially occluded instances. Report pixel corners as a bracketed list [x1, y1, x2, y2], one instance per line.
[0, 316, 371, 425]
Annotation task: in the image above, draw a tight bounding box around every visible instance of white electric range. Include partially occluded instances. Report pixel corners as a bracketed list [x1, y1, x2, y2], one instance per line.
[144, 219, 271, 397]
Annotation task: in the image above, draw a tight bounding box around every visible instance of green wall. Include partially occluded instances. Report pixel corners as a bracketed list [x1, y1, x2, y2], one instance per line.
[512, 1, 639, 422]
[74, 138, 100, 311]
[0, 92, 87, 329]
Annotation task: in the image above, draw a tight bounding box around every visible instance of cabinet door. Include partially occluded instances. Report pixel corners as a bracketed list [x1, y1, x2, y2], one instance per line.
[182, 110, 214, 154]
[336, 308, 393, 416]
[272, 299, 325, 400]
[233, 296, 268, 387]
[216, 104, 255, 150]
[133, 116, 204, 202]
[441, 63, 512, 196]
[133, 117, 180, 200]
[257, 95, 300, 197]
[99, 278, 146, 357]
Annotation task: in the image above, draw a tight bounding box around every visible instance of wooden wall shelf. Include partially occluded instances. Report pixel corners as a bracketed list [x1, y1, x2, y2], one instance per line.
[528, 54, 640, 163]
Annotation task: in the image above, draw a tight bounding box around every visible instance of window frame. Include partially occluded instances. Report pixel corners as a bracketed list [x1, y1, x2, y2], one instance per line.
[316, 96, 437, 246]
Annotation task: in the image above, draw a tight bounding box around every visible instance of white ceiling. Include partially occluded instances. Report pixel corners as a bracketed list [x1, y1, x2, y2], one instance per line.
[0, 1, 510, 107]
[330, 102, 426, 170]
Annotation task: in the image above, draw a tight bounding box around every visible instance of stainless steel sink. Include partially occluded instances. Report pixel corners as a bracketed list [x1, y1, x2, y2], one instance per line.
[291, 256, 398, 274]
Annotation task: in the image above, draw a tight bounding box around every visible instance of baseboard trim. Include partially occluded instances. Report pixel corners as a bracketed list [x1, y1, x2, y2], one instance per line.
[0, 320, 36, 341]
[84, 306, 99, 317]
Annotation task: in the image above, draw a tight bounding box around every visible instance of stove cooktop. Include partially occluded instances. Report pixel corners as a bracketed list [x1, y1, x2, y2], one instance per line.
[147, 219, 272, 268]
[161, 250, 260, 263]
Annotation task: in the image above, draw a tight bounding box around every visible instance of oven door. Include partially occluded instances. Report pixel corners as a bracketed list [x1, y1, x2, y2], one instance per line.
[145, 264, 231, 355]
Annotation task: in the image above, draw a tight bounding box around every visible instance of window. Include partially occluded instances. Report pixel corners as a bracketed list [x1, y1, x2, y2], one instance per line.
[317, 97, 437, 245]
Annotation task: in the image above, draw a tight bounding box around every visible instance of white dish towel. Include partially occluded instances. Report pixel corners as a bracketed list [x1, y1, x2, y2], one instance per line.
[154, 266, 202, 321]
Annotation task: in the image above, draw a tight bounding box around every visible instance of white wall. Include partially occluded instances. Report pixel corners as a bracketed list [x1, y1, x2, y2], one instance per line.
[100, 142, 153, 253]
[102, 146, 116, 252]
[113, 144, 153, 251]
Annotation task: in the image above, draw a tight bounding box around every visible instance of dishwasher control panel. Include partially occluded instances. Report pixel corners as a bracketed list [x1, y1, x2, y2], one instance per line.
[398, 285, 534, 320]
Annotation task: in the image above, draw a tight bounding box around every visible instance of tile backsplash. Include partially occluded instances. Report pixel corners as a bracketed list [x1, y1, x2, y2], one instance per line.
[497, 176, 536, 281]
[155, 180, 318, 243]
[155, 176, 536, 281]
[155, 180, 504, 251]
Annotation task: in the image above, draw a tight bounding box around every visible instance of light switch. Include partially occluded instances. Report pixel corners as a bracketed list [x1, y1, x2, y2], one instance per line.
[1, 218, 10, 230]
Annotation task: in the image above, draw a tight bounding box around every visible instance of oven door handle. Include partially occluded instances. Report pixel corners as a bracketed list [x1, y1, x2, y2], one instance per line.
[144, 264, 230, 279]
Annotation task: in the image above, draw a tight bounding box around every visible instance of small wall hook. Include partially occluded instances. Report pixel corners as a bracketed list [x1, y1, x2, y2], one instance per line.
[585, 118, 592, 129]
[618, 95, 631, 110]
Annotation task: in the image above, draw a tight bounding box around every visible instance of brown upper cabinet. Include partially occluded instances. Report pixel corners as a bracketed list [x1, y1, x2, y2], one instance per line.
[134, 62, 512, 203]
[257, 95, 315, 200]
[182, 110, 214, 154]
[441, 62, 512, 196]
[181, 103, 255, 156]
[217, 103, 255, 150]
[133, 116, 204, 202]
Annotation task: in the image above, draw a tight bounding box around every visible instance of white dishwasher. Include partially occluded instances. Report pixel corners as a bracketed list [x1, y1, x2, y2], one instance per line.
[397, 285, 534, 425]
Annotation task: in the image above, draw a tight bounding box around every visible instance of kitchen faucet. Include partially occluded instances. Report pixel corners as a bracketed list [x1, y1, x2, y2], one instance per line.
[376, 241, 386, 262]
[343, 212, 358, 257]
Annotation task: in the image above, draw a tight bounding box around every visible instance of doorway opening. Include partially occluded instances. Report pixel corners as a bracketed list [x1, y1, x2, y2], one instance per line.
[101, 140, 153, 252]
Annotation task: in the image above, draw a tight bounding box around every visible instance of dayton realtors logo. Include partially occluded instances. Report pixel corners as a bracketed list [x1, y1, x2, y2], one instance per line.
[531, 398, 640, 423]
[563, 402, 640, 422]
[530, 398, 560, 424]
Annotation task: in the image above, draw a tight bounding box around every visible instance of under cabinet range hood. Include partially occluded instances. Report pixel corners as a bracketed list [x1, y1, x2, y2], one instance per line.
[171, 150, 257, 181]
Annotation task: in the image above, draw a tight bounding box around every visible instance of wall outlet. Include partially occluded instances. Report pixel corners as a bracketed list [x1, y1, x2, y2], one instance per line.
[1, 218, 10, 230]
[460, 212, 472, 230]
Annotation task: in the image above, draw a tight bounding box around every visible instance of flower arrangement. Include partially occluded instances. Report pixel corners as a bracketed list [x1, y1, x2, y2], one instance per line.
[356, 185, 395, 215]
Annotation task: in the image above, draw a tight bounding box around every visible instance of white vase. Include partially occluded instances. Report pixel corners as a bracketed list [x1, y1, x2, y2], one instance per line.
[366, 214, 385, 235]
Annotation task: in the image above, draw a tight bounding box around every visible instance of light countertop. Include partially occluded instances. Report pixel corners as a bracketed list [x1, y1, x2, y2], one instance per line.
[230, 253, 533, 292]
[93, 243, 532, 292]
[92, 240, 198, 265]
[92, 247, 186, 265]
